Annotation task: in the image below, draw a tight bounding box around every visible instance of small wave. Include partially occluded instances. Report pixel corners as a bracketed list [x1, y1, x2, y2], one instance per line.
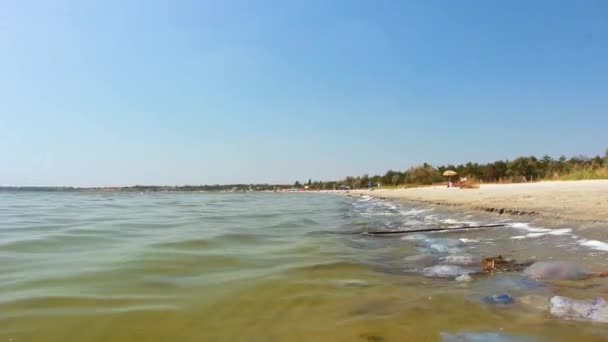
[400, 208, 432, 216]
[526, 232, 548, 238]
[211, 233, 265, 245]
[549, 228, 573, 235]
[152, 239, 211, 250]
[267, 217, 320, 229]
[577, 239, 608, 252]
[510, 228, 573, 239]
[403, 219, 424, 226]
[382, 202, 398, 210]
[0, 294, 177, 311]
[201, 212, 283, 221]
[287, 261, 367, 275]
[510, 222, 551, 233]
[401, 234, 428, 241]
[360, 212, 398, 217]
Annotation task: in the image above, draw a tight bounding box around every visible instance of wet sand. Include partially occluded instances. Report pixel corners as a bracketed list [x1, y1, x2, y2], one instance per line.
[354, 180, 608, 223]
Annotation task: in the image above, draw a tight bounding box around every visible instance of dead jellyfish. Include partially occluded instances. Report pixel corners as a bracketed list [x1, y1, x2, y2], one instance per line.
[523, 261, 591, 281]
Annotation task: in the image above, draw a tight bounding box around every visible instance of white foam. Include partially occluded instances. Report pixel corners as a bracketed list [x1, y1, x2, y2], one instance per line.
[510, 228, 605, 253]
[514, 228, 573, 239]
[361, 212, 396, 216]
[526, 232, 548, 238]
[510, 222, 551, 233]
[549, 228, 573, 236]
[578, 239, 608, 252]
[400, 208, 432, 216]
[511, 222, 531, 229]
[401, 234, 428, 241]
[459, 238, 479, 243]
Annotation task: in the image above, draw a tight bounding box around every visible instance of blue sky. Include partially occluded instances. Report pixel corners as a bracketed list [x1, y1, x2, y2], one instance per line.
[1, 0, 607, 186]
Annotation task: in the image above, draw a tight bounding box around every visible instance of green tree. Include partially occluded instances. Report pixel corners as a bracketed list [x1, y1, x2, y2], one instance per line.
[591, 155, 603, 168]
[391, 174, 401, 186]
[382, 170, 396, 186]
[371, 175, 382, 186]
[360, 174, 370, 188]
[483, 164, 498, 182]
[540, 154, 554, 178]
[404, 164, 441, 184]
[493, 160, 508, 181]
[344, 176, 354, 188]
[509, 157, 532, 181]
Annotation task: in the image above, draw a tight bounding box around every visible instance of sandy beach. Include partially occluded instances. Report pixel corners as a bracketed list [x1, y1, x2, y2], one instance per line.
[354, 180, 608, 223]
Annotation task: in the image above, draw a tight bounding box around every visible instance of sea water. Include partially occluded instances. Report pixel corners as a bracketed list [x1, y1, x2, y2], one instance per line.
[1, 191, 607, 341]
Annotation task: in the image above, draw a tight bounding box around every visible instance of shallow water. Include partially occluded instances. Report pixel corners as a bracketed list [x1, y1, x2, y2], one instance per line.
[1, 192, 607, 341]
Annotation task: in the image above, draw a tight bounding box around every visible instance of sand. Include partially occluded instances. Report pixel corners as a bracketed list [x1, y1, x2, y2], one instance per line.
[354, 180, 608, 223]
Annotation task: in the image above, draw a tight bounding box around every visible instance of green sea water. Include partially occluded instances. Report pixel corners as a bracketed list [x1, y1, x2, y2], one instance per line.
[1, 192, 607, 341]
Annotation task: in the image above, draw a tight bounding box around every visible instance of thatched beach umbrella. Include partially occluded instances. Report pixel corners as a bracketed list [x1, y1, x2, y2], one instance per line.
[442, 170, 458, 185]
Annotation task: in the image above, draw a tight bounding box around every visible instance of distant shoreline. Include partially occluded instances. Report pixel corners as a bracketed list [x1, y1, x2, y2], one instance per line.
[0, 185, 292, 193]
[5, 180, 608, 224]
[351, 180, 608, 224]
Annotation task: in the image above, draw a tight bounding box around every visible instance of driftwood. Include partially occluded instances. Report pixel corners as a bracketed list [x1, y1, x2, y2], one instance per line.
[366, 224, 505, 235]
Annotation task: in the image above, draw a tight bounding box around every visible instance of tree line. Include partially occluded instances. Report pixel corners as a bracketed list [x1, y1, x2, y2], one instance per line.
[300, 149, 608, 190]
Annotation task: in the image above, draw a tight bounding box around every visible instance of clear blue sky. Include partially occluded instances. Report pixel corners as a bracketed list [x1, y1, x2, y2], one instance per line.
[1, 0, 607, 186]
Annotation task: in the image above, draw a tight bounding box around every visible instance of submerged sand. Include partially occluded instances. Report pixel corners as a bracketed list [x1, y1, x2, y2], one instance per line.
[354, 180, 608, 223]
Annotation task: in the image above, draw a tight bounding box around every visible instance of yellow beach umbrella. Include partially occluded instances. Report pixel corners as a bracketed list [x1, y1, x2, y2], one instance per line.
[442, 170, 458, 185]
[442, 170, 458, 177]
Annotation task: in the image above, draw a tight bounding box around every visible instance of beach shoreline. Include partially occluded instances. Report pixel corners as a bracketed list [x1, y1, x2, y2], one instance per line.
[352, 180, 608, 224]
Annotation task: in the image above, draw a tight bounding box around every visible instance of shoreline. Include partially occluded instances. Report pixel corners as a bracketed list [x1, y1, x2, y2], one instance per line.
[352, 180, 608, 224]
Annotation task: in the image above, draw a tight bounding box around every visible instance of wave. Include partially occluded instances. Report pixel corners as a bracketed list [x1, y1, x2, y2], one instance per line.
[577, 239, 608, 252]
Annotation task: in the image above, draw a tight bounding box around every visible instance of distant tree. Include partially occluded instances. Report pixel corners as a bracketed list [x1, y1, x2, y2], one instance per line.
[404, 164, 441, 184]
[591, 155, 603, 168]
[391, 174, 401, 186]
[307, 179, 312, 186]
[360, 174, 370, 188]
[382, 170, 396, 186]
[483, 164, 498, 182]
[540, 155, 554, 178]
[370, 175, 382, 186]
[553, 156, 567, 175]
[294, 181, 301, 188]
[344, 176, 355, 188]
[541, 154, 553, 163]
[509, 157, 530, 181]
[493, 160, 508, 181]
[324, 149, 607, 188]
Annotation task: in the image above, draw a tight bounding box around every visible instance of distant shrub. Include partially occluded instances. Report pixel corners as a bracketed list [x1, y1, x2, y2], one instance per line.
[558, 167, 608, 181]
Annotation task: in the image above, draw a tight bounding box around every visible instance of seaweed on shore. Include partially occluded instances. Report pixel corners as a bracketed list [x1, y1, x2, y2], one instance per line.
[482, 255, 533, 273]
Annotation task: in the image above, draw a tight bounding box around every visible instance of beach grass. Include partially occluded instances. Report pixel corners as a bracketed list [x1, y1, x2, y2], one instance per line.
[556, 167, 608, 181]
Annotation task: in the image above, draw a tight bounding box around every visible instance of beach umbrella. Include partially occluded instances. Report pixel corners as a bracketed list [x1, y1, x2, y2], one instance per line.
[442, 170, 458, 177]
[442, 170, 458, 185]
